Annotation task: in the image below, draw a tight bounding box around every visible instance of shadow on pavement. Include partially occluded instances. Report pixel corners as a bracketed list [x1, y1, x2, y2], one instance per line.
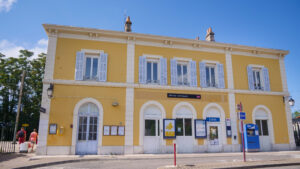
[0, 153, 27, 162]
[218, 162, 300, 169]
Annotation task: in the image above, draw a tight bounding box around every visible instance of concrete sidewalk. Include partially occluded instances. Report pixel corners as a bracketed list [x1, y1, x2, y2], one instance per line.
[0, 151, 300, 169]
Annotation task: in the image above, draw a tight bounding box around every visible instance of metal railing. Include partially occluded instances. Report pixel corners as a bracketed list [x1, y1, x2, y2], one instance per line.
[0, 125, 16, 153]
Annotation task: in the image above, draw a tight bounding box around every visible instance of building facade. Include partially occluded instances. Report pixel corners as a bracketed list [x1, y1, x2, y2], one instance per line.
[37, 22, 295, 155]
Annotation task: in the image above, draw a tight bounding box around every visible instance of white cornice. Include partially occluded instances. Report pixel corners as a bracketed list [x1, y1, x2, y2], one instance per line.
[43, 24, 289, 57]
[43, 79, 288, 96]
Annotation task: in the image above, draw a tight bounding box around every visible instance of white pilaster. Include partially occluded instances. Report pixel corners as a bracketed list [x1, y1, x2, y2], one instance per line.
[279, 57, 288, 92]
[124, 40, 135, 154]
[36, 34, 57, 155]
[225, 49, 234, 89]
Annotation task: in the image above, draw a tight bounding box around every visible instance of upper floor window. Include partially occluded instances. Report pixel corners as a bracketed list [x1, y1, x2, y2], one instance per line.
[170, 58, 197, 87]
[139, 55, 167, 85]
[247, 65, 270, 91]
[205, 65, 216, 87]
[177, 62, 188, 85]
[199, 61, 225, 89]
[146, 59, 159, 84]
[84, 56, 98, 80]
[75, 50, 108, 82]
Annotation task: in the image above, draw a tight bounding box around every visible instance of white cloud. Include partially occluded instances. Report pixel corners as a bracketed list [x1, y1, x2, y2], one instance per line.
[0, 0, 17, 12]
[0, 39, 48, 59]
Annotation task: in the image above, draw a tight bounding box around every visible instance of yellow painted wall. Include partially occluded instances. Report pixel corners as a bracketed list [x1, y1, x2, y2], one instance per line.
[133, 88, 230, 146]
[232, 55, 283, 92]
[54, 38, 127, 83]
[134, 45, 227, 88]
[47, 84, 126, 146]
[235, 94, 289, 144]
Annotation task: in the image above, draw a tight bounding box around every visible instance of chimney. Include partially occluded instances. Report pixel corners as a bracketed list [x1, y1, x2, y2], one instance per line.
[125, 16, 132, 32]
[205, 27, 215, 42]
[195, 36, 200, 40]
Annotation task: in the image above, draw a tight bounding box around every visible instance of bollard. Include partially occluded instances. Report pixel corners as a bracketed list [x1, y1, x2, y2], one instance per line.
[174, 143, 176, 166]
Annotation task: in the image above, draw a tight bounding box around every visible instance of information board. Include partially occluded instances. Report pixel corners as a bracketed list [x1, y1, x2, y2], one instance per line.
[194, 119, 206, 138]
[163, 119, 176, 139]
[226, 118, 232, 137]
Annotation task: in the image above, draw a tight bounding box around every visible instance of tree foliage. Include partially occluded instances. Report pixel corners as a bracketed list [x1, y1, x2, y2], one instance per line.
[0, 50, 46, 137]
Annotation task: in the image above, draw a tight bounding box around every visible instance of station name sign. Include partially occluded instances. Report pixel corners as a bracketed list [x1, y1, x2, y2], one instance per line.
[167, 93, 201, 99]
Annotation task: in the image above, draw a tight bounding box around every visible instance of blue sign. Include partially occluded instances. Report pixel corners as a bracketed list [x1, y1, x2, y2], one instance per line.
[206, 117, 220, 122]
[239, 112, 246, 120]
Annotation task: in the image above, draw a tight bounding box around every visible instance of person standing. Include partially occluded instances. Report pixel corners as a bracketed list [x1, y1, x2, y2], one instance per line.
[29, 129, 38, 152]
[16, 127, 27, 144]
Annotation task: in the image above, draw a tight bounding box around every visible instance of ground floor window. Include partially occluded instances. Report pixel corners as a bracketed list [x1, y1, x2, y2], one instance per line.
[176, 118, 192, 136]
[255, 120, 269, 136]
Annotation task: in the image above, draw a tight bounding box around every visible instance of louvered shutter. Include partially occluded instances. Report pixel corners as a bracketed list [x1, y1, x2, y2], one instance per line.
[139, 56, 146, 84]
[75, 51, 84, 80]
[247, 66, 254, 90]
[98, 53, 108, 82]
[170, 59, 178, 86]
[263, 67, 270, 91]
[199, 62, 207, 88]
[160, 58, 167, 85]
[217, 63, 225, 89]
[190, 60, 197, 87]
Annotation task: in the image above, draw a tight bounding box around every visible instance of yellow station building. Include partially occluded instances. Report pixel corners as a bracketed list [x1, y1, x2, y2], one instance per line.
[37, 18, 295, 155]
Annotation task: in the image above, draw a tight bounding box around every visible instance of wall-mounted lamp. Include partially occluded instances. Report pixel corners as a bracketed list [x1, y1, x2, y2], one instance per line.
[47, 83, 54, 98]
[59, 126, 64, 135]
[112, 101, 119, 107]
[283, 96, 295, 106]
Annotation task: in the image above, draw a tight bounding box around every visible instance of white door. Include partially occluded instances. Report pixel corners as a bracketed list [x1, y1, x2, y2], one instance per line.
[255, 119, 271, 151]
[144, 119, 161, 153]
[207, 123, 222, 152]
[176, 118, 194, 153]
[76, 103, 99, 155]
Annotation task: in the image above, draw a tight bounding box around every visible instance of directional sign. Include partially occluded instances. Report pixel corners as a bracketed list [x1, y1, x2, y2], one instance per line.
[238, 112, 246, 120]
[40, 107, 46, 113]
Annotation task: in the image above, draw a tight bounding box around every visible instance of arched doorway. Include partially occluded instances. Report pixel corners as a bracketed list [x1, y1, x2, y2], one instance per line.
[173, 102, 197, 153]
[252, 105, 274, 151]
[203, 103, 226, 152]
[76, 103, 99, 155]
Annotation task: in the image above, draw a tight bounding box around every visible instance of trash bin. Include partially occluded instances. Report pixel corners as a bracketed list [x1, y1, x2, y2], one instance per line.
[20, 142, 28, 153]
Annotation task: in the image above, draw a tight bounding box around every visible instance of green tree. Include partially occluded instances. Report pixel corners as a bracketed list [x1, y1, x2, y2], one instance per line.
[0, 50, 46, 140]
[293, 110, 300, 119]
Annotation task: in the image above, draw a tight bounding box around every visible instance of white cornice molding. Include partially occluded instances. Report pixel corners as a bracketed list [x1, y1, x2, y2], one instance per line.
[43, 24, 289, 57]
[43, 79, 289, 96]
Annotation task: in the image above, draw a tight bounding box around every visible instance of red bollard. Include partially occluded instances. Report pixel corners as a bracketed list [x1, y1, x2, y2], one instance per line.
[174, 143, 176, 166]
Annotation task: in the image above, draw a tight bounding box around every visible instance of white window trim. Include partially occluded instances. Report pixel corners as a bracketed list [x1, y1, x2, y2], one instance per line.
[176, 60, 190, 86]
[203, 61, 219, 88]
[81, 49, 104, 54]
[250, 65, 266, 91]
[174, 57, 192, 61]
[144, 55, 162, 84]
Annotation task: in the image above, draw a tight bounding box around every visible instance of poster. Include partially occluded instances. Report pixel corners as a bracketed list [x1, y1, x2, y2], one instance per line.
[111, 126, 118, 136]
[163, 119, 176, 139]
[194, 119, 206, 138]
[103, 126, 110, 136]
[226, 118, 232, 137]
[49, 124, 57, 134]
[118, 126, 125, 136]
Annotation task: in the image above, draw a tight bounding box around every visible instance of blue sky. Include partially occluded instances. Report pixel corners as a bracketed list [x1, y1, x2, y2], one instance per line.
[1, 0, 299, 112]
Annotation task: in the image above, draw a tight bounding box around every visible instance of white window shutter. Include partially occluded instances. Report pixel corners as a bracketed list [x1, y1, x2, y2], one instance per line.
[263, 67, 270, 91]
[160, 58, 167, 85]
[247, 66, 254, 90]
[75, 51, 84, 80]
[190, 60, 197, 87]
[199, 62, 207, 88]
[139, 56, 146, 84]
[217, 63, 225, 89]
[98, 53, 108, 82]
[170, 59, 178, 86]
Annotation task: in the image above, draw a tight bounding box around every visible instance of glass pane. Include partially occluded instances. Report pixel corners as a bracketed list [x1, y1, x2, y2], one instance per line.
[262, 120, 269, 136]
[206, 67, 210, 86]
[145, 120, 156, 136]
[255, 120, 262, 136]
[92, 58, 98, 79]
[157, 120, 160, 136]
[184, 119, 192, 136]
[176, 119, 183, 136]
[183, 65, 187, 85]
[153, 63, 158, 82]
[209, 126, 218, 140]
[85, 58, 91, 79]
[256, 71, 261, 89]
[211, 67, 215, 87]
[147, 62, 151, 82]
[177, 65, 182, 85]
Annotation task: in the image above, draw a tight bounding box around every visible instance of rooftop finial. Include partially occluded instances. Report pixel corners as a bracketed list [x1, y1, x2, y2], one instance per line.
[205, 27, 215, 42]
[125, 16, 132, 32]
